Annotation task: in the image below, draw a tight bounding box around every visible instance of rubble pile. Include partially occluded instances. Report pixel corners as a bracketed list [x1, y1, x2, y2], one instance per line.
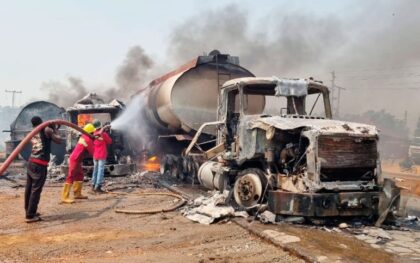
[47, 156, 66, 182]
[182, 191, 248, 225]
[105, 171, 161, 191]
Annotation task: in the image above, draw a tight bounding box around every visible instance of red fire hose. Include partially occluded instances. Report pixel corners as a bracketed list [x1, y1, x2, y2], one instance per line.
[0, 119, 94, 176]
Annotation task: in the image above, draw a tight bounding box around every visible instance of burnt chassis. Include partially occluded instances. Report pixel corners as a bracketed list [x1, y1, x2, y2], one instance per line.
[186, 77, 385, 218]
[62, 106, 136, 177]
[268, 191, 380, 217]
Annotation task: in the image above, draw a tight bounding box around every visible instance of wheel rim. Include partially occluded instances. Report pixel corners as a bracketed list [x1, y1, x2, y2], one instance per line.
[233, 173, 263, 209]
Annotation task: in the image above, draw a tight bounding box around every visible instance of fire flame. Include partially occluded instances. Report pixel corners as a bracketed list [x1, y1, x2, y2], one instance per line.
[77, 114, 94, 127]
[142, 155, 160, 172]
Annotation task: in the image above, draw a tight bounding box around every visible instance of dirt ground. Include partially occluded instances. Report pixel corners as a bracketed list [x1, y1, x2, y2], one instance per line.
[1, 160, 419, 262]
[0, 177, 302, 263]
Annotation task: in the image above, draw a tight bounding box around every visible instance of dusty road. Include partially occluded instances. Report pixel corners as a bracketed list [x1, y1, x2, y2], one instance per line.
[0, 176, 302, 263]
[1, 167, 420, 263]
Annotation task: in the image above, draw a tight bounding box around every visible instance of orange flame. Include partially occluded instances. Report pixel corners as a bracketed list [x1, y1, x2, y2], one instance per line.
[77, 114, 94, 127]
[142, 155, 160, 172]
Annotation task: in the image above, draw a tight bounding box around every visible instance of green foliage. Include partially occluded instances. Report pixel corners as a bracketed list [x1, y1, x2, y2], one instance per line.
[343, 109, 409, 139]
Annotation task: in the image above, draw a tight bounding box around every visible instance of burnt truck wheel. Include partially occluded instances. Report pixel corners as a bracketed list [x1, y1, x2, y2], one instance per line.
[233, 169, 266, 209]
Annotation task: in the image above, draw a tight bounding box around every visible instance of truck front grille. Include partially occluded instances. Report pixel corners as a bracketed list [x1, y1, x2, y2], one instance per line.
[318, 135, 377, 182]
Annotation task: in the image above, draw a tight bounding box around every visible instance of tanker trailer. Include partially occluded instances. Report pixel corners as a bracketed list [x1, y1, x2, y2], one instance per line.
[138, 50, 264, 180]
[4, 101, 66, 164]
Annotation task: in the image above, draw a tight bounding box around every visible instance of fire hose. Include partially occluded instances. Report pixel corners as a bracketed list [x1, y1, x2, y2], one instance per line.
[107, 191, 187, 214]
[0, 119, 187, 214]
[0, 119, 95, 177]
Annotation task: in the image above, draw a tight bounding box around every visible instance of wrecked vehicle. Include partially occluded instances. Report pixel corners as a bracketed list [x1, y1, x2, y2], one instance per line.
[139, 51, 393, 218]
[4, 101, 67, 164]
[181, 77, 389, 218]
[61, 93, 136, 176]
[5, 95, 136, 176]
[187, 77, 384, 217]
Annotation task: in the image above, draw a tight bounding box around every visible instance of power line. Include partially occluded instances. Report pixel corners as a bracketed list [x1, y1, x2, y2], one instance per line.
[350, 82, 420, 86]
[338, 74, 420, 80]
[345, 87, 420, 90]
[335, 64, 420, 73]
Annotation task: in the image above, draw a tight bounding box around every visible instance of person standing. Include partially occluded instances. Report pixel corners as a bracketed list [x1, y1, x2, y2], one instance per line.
[61, 123, 95, 203]
[25, 116, 62, 223]
[92, 122, 112, 193]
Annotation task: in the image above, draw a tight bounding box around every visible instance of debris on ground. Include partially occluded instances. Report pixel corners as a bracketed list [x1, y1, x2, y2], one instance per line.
[182, 191, 249, 225]
[393, 215, 420, 230]
[362, 227, 393, 240]
[339, 222, 349, 229]
[259, 210, 277, 224]
[46, 156, 64, 181]
[283, 216, 306, 224]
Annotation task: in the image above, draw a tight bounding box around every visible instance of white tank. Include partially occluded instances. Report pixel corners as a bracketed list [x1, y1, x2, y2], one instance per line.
[140, 51, 263, 135]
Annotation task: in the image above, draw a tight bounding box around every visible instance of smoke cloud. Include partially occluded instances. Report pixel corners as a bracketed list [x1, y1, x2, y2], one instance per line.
[110, 46, 154, 100]
[43, 45, 154, 106]
[41, 76, 88, 108]
[168, 4, 345, 76]
[41, 1, 420, 134]
[166, 1, 420, 132]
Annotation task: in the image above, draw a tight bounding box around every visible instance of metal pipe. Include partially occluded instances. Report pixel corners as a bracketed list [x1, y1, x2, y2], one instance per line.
[0, 119, 94, 176]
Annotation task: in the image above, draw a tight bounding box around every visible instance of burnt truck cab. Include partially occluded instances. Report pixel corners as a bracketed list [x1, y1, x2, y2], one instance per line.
[190, 77, 390, 218]
[62, 98, 136, 176]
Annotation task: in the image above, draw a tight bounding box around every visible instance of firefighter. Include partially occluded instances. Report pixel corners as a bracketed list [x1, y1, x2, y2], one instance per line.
[25, 116, 62, 223]
[91, 120, 112, 193]
[61, 123, 95, 204]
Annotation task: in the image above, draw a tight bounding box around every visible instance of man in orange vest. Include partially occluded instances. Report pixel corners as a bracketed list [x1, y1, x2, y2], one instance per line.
[61, 123, 95, 203]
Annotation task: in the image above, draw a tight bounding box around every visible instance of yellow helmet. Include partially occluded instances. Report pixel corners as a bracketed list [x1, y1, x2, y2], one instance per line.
[83, 123, 96, 134]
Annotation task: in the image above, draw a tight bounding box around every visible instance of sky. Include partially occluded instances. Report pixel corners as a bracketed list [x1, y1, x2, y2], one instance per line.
[1, 0, 419, 134]
[0, 0, 353, 106]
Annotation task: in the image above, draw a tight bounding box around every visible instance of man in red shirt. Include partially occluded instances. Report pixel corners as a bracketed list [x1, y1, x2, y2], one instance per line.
[61, 123, 95, 204]
[92, 122, 112, 193]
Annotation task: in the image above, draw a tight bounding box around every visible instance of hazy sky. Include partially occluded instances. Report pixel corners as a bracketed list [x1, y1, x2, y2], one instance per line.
[1, 0, 419, 134]
[0, 0, 354, 107]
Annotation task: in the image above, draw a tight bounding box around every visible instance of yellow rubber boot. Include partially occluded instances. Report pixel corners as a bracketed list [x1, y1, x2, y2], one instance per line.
[61, 183, 75, 204]
[73, 181, 88, 199]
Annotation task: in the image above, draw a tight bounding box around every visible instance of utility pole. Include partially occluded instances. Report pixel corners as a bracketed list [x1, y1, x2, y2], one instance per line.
[330, 71, 345, 118]
[330, 71, 336, 118]
[5, 89, 22, 108]
[335, 85, 346, 118]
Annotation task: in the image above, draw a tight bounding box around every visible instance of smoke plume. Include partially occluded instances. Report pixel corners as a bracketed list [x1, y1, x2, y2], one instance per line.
[168, 4, 345, 76]
[40, 1, 420, 134]
[42, 45, 154, 105]
[111, 46, 154, 100]
[41, 76, 88, 108]
[166, 1, 420, 131]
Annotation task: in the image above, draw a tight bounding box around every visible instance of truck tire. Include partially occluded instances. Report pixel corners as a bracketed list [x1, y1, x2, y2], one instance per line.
[233, 168, 267, 209]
